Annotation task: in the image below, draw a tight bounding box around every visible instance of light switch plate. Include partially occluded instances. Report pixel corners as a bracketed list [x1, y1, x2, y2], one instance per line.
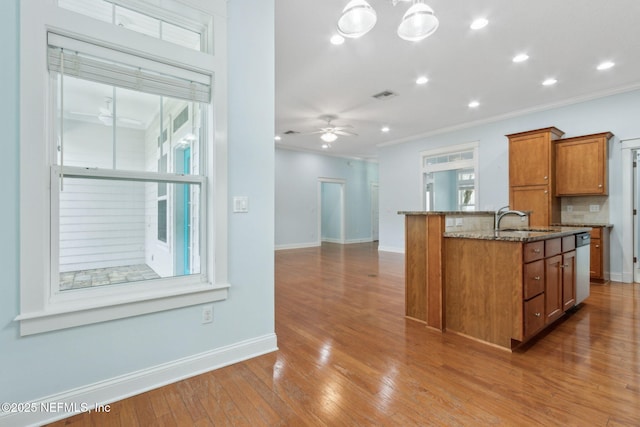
[589, 204, 600, 213]
[233, 196, 249, 213]
[455, 218, 463, 226]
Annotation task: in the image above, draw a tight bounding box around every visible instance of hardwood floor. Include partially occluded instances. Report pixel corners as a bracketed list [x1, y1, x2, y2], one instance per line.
[48, 242, 640, 426]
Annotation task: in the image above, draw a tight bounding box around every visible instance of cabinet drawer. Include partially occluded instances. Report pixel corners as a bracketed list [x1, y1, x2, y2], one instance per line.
[524, 293, 545, 337]
[545, 238, 562, 257]
[524, 260, 544, 299]
[590, 227, 602, 239]
[524, 241, 544, 263]
[562, 235, 575, 252]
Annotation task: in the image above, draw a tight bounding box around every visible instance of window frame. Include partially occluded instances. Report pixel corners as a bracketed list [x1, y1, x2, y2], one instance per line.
[17, 0, 229, 336]
[420, 141, 480, 212]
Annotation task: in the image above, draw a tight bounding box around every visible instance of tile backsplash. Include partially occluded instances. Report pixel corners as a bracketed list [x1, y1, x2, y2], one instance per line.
[560, 196, 609, 223]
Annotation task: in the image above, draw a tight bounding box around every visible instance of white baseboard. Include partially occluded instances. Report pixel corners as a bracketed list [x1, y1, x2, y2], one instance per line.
[609, 272, 625, 283]
[321, 237, 344, 244]
[0, 333, 278, 427]
[378, 245, 405, 254]
[344, 238, 374, 244]
[275, 242, 320, 250]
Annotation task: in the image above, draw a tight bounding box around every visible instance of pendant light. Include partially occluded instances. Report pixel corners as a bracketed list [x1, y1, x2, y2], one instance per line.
[337, 0, 377, 38]
[397, 1, 439, 42]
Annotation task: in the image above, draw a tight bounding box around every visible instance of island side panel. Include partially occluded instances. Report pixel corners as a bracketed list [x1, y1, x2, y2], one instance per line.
[405, 215, 428, 322]
[444, 238, 524, 349]
[404, 215, 446, 329]
[427, 215, 445, 329]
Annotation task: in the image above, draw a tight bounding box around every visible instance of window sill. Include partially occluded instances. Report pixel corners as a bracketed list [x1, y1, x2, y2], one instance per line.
[15, 282, 229, 336]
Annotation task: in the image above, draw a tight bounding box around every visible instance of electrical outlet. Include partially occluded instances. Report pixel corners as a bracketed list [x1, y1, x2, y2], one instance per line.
[455, 218, 463, 226]
[201, 305, 213, 324]
[589, 204, 600, 213]
[567, 205, 573, 212]
[446, 218, 454, 227]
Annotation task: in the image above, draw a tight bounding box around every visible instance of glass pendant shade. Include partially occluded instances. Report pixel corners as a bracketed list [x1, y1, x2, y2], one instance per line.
[337, 0, 377, 38]
[321, 132, 338, 143]
[397, 1, 439, 42]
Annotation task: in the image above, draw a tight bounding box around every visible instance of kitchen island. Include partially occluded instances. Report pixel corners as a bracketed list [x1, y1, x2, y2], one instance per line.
[443, 226, 590, 350]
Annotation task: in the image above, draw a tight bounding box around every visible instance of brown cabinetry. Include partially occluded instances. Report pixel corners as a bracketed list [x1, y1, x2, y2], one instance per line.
[555, 132, 612, 196]
[508, 127, 564, 227]
[523, 237, 576, 338]
[590, 226, 605, 281]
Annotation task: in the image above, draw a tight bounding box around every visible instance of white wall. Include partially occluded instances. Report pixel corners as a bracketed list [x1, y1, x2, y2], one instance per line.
[275, 148, 379, 249]
[321, 182, 342, 242]
[0, 0, 275, 419]
[379, 89, 640, 280]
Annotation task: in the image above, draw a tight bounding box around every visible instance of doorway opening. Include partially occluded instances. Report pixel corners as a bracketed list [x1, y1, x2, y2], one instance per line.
[621, 138, 640, 283]
[318, 178, 346, 244]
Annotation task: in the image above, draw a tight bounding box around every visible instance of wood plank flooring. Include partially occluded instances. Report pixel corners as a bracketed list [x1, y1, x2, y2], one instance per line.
[48, 242, 640, 426]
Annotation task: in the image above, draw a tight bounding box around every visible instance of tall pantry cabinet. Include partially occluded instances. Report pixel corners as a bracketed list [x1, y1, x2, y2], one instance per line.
[507, 127, 565, 227]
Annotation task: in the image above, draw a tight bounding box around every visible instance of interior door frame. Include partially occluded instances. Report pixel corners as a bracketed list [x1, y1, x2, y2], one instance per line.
[370, 182, 379, 241]
[317, 178, 346, 245]
[621, 138, 640, 283]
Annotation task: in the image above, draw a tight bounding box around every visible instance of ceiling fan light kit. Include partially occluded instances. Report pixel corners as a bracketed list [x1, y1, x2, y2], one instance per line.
[321, 131, 339, 143]
[337, 0, 439, 41]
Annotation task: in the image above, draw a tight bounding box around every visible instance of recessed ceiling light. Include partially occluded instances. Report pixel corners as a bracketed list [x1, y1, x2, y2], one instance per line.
[597, 61, 615, 71]
[542, 78, 558, 86]
[330, 34, 345, 45]
[274, 135, 281, 141]
[381, 126, 390, 132]
[416, 76, 429, 85]
[512, 53, 529, 63]
[468, 101, 480, 108]
[470, 18, 488, 30]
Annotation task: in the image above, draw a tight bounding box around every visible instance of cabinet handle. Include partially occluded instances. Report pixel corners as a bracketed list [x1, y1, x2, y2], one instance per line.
[533, 249, 541, 253]
[596, 245, 600, 248]
[534, 312, 541, 317]
[598, 184, 603, 188]
[544, 176, 548, 180]
[560, 264, 569, 268]
[533, 276, 541, 280]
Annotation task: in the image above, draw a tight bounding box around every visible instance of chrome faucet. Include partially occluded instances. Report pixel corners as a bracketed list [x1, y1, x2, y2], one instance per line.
[494, 205, 528, 230]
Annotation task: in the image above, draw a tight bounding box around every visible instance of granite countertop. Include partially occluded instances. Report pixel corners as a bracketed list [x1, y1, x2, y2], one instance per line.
[443, 226, 592, 242]
[551, 222, 613, 228]
[398, 211, 495, 215]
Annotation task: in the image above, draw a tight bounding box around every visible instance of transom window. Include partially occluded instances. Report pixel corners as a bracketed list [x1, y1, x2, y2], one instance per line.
[58, 0, 205, 52]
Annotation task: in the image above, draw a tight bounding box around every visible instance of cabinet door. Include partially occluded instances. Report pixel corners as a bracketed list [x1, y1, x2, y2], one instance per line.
[545, 255, 563, 324]
[562, 250, 576, 310]
[555, 136, 607, 196]
[510, 133, 550, 186]
[590, 238, 603, 279]
[511, 186, 549, 227]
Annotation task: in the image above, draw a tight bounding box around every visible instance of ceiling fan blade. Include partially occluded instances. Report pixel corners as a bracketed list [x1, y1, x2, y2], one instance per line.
[118, 117, 143, 126]
[332, 124, 354, 130]
[334, 130, 357, 136]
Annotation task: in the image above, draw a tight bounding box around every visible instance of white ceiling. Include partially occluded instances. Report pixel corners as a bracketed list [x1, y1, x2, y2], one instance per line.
[275, 0, 640, 160]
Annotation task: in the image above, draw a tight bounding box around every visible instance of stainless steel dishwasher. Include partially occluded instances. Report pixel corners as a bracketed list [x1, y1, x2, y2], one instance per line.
[575, 232, 591, 305]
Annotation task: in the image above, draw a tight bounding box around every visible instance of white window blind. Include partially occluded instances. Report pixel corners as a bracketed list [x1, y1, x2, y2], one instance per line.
[47, 33, 211, 103]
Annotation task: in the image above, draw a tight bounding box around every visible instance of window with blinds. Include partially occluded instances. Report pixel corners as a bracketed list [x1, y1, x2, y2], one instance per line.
[49, 33, 207, 291]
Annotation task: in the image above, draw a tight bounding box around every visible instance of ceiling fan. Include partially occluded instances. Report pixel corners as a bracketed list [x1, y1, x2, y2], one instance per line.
[70, 97, 143, 127]
[310, 115, 357, 145]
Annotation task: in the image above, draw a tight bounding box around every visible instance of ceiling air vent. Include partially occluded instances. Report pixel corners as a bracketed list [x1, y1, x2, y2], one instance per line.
[372, 90, 398, 100]
[283, 130, 299, 135]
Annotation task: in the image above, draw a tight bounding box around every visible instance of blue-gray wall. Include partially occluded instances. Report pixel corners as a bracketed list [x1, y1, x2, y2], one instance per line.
[0, 0, 274, 403]
[321, 182, 342, 241]
[379, 89, 640, 277]
[275, 148, 379, 248]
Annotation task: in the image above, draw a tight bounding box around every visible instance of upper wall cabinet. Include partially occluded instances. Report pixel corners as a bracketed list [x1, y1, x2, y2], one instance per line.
[508, 127, 565, 227]
[555, 132, 612, 196]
